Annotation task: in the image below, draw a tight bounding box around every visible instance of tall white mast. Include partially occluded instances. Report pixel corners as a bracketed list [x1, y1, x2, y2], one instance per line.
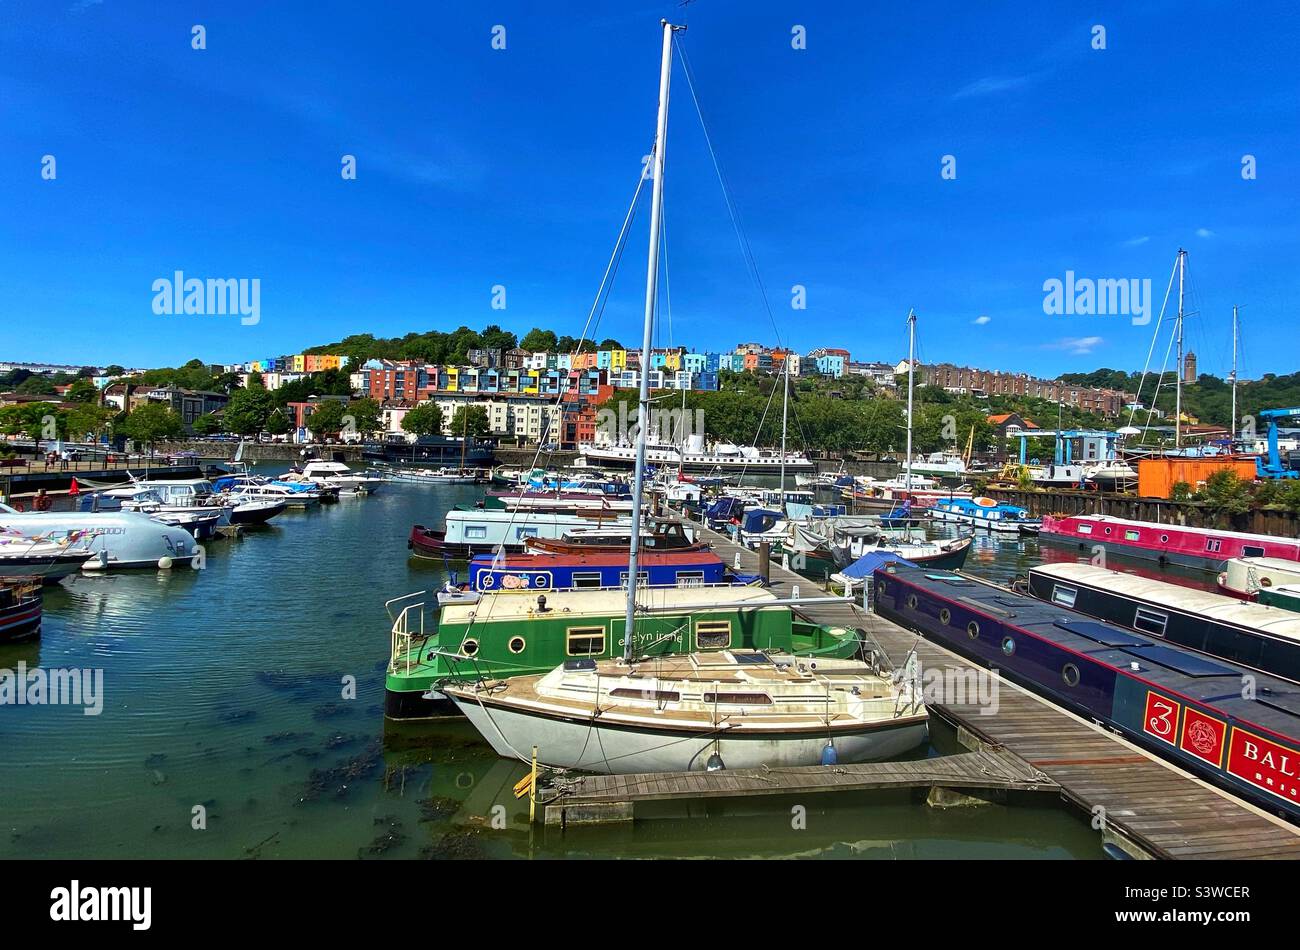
[1175, 248, 1186, 450]
[624, 19, 681, 663]
[779, 353, 789, 500]
[1230, 304, 1239, 441]
[905, 309, 916, 491]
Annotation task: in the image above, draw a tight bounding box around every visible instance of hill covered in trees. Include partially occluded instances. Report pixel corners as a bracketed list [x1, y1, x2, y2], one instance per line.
[1059, 368, 1300, 428]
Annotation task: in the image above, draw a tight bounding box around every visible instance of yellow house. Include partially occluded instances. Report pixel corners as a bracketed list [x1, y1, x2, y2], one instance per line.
[522, 370, 541, 394]
[663, 350, 681, 371]
[445, 367, 459, 392]
[609, 349, 628, 371]
[291, 354, 306, 373]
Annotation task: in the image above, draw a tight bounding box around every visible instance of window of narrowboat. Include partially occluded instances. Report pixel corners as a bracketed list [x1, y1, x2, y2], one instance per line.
[566, 626, 605, 656]
[1001, 636, 1016, 656]
[1205, 538, 1223, 553]
[515, 527, 539, 539]
[1133, 608, 1168, 637]
[1051, 584, 1078, 608]
[938, 608, 952, 625]
[465, 526, 487, 539]
[1062, 663, 1081, 687]
[619, 570, 650, 588]
[967, 621, 980, 640]
[461, 638, 480, 656]
[508, 636, 526, 654]
[695, 620, 732, 650]
[675, 571, 705, 588]
[702, 692, 773, 705]
[1125, 530, 1140, 541]
[1243, 546, 1265, 558]
[571, 572, 603, 589]
[1077, 524, 1093, 535]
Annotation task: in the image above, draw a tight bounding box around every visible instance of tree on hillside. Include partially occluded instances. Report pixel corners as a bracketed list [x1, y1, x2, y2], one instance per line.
[192, 413, 223, 437]
[16, 375, 56, 395]
[265, 410, 291, 437]
[520, 328, 559, 352]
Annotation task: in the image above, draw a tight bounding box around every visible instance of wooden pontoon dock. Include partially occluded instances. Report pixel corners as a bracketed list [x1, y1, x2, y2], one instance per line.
[544, 520, 1300, 860]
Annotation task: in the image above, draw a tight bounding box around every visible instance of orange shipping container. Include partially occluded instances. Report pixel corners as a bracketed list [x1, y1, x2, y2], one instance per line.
[1137, 457, 1257, 499]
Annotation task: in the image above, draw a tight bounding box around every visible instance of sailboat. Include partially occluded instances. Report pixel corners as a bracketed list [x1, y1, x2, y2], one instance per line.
[442, 20, 927, 769]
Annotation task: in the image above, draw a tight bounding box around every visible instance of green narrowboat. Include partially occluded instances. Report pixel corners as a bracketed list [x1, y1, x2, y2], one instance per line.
[384, 585, 863, 720]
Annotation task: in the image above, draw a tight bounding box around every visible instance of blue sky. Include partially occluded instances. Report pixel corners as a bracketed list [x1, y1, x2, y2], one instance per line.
[3, 0, 1297, 379]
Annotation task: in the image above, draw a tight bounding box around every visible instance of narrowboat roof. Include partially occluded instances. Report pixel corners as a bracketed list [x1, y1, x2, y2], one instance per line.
[1031, 563, 1300, 639]
[441, 583, 781, 625]
[469, 549, 723, 569]
[1226, 556, 1300, 574]
[1051, 513, 1300, 548]
[880, 565, 1300, 738]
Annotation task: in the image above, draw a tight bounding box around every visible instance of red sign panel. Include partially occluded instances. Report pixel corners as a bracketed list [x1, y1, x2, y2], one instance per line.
[1179, 707, 1227, 767]
[1226, 727, 1300, 803]
[1142, 691, 1180, 745]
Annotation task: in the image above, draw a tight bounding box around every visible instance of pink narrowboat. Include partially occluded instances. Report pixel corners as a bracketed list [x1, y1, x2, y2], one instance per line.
[1039, 514, 1300, 574]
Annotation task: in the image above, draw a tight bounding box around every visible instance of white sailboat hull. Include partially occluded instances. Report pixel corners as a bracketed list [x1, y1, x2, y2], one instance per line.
[451, 696, 928, 773]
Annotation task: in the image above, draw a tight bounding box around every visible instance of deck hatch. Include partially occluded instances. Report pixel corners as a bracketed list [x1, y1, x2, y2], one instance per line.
[1053, 620, 1149, 647]
[1123, 645, 1238, 677]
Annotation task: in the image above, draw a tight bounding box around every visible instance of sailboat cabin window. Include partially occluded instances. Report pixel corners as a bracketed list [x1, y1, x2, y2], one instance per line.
[695, 620, 732, 650]
[566, 626, 605, 656]
[675, 571, 705, 587]
[571, 572, 603, 590]
[1133, 608, 1168, 637]
[1051, 584, 1078, 608]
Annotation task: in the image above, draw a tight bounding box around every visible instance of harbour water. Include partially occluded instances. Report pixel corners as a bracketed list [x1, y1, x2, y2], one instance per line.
[0, 476, 1203, 860]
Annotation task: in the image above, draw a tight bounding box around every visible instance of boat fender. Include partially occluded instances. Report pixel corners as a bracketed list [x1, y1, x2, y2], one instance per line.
[1217, 572, 1228, 587]
[820, 741, 838, 766]
[158, 556, 173, 570]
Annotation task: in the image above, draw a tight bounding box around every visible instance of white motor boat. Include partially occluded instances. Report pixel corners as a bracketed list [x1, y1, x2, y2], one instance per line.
[0, 504, 198, 570]
[283, 461, 384, 494]
[0, 536, 100, 582]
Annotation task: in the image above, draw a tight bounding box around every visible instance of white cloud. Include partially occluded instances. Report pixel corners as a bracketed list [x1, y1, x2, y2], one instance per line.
[972, 315, 991, 325]
[953, 74, 1039, 99]
[1196, 227, 1214, 238]
[1122, 236, 1151, 247]
[1043, 336, 1104, 356]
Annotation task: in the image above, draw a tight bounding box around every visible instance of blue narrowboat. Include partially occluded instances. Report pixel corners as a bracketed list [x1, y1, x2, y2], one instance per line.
[874, 563, 1300, 821]
[466, 548, 757, 593]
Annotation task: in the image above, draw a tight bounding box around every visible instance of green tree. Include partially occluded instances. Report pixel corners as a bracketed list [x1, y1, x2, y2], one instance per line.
[66, 378, 99, 403]
[265, 410, 291, 437]
[192, 413, 223, 437]
[401, 402, 445, 437]
[344, 397, 382, 439]
[306, 400, 347, 438]
[120, 403, 183, 447]
[1195, 470, 1253, 525]
[66, 404, 114, 441]
[16, 375, 56, 395]
[222, 385, 277, 436]
[450, 404, 491, 439]
[520, 328, 559, 352]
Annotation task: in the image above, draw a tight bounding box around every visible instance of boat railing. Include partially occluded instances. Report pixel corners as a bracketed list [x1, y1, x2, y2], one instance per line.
[386, 591, 427, 676]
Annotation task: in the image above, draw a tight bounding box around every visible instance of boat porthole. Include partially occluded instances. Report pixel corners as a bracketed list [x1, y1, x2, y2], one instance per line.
[1062, 663, 1080, 687]
[967, 621, 980, 640]
[508, 636, 526, 654]
[1001, 636, 1016, 656]
[939, 608, 951, 626]
[1105, 528, 1112, 535]
[1160, 534, 1169, 544]
[462, 638, 480, 657]
[907, 594, 918, 610]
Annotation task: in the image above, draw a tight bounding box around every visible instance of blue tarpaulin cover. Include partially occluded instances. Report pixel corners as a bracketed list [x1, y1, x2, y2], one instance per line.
[841, 550, 918, 579]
